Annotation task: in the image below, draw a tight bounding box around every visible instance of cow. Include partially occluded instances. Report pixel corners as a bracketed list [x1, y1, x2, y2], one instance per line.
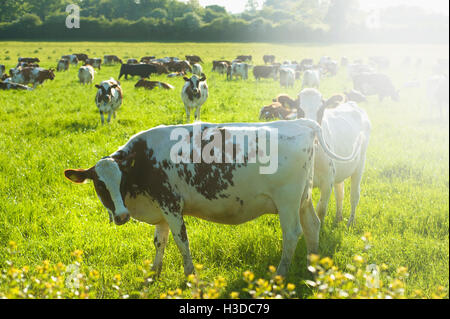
[0, 64, 5, 77]
[215, 62, 228, 75]
[302, 69, 320, 89]
[140, 56, 156, 63]
[57, 59, 70, 72]
[0, 80, 33, 91]
[212, 60, 231, 72]
[426, 75, 449, 118]
[344, 89, 367, 103]
[18, 57, 40, 64]
[166, 60, 192, 73]
[11, 67, 55, 88]
[353, 72, 399, 102]
[253, 65, 279, 81]
[135, 79, 174, 90]
[95, 78, 123, 124]
[299, 59, 314, 71]
[192, 64, 203, 76]
[64, 117, 361, 277]
[104, 55, 123, 65]
[85, 58, 102, 70]
[273, 94, 301, 111]
[127, 59, 139, 65]
[298, 88, 371, 226]
[321, 60, 338, 77]
[186, 55, 203, 64]
[259, 103, 297, 120]
[279, 68, 295, 88]
[181, 74, 208, 122]
[263, 55, 276, 64]
[78, 65, 95, 85]
[74, 53, 89, 62]
[236, 55, 252, 62]
[230, 63, 249, 80]
[118, 63, 161, 80]
[16, 62, 39, 69]
[62, 55, 79, 65]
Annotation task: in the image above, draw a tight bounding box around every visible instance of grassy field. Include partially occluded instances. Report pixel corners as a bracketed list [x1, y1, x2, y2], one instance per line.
[0, 42, 448, 298]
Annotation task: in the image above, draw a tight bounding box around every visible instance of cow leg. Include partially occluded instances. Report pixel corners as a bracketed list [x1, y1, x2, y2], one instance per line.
[113, 111, 116, 119]
[99, 111, 105, 125]
[185, 107, 191, 123]
[334, 182, 344, 223]
[348, 157, 366, 227]
[316, 180, 333, 223]
[194, 106, 201, 121]
[107, 112, 112, 123]
[299, 179, 320, 258]
[152, 222, 169, 276]
[164, 213, 194, 276]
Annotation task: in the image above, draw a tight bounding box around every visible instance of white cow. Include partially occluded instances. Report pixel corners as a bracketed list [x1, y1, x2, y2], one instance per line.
[280, 68, 295, 88]
[298, 88, 371, 226]
[95, 78, 123, 124]
[78, 65, 95, 85]
[230, 62, 249, 80]
[181, 74, 208, 122]
[192, 63, 203, 76]
[64, 119, 361, 277]
[302, 69, 320, 89]
[426, 75, 449, 118]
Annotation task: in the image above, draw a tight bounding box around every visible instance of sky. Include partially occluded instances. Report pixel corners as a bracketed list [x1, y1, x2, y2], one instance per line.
[182, 0, 449, 15]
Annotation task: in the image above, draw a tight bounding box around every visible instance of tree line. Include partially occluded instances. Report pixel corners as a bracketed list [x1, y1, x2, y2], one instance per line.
[0, 0, 447, 43]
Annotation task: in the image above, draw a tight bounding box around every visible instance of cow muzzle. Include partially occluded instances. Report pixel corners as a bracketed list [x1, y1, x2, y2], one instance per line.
[113, 211, 130, 226]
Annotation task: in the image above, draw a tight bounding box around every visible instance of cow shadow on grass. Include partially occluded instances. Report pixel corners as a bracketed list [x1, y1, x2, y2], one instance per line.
[56, 119, 100, 133]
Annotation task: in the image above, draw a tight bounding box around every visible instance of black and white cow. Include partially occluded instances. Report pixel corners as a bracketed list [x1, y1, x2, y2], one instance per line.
[181, 74, 208, 122]
[95, 78, 123, 124]
[64, 119, 361, 277]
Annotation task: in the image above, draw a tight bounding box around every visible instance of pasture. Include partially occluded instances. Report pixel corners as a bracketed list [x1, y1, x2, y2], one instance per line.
[0, 42, 448, 298]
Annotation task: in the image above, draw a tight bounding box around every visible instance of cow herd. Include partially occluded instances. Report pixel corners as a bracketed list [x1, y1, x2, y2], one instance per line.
[1, 50, 449, 278]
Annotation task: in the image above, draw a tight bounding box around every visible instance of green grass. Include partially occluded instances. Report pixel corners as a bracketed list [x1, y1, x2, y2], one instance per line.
[0, 42, 448, 298]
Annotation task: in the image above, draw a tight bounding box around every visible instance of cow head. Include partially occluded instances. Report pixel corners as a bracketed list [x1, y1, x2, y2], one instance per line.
[96, 82, 119, 103]
[298, 88, 344, 124]
[183, 73, 206, 99]
[64, 154, 137, 225]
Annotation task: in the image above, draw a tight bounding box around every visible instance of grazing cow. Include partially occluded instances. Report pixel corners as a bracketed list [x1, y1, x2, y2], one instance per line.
[73, 53, 89, 62]
[186, 55, 203, 64]
[166, 60, 192, 73]
[78, 65, 95, 85]
[298, 88, 371, 226]
[263, 55, 276, 64]
[18, 57, 40, 64]
[0, 80, 33, 90]
[11, 67, 55, 88]
[140, 56, 156, 63]
[236, 55, 252, 62]
[104, 55, 123, 65]
[279, 68, 295, 88]
[212, 60, 231, 72]
[85, 58, 102, 70]
[302, 70, 320, 89]
[230, 63, 249, 80]
[127, 59, 139, 65]
[426, 75, 449, 118]
[192, 63, 203, 76]
[181, 74, 208, 122]
[57, 59, 70, 72]
[344, 89, 367, 103]
[95, 78, 123, 124]
[118, 63, 161, 80]
[135, 79, 174, 90]
[253, 65, 279, 81]
[64, 117, 361, 276]
[353, 72, 399, 101]
[259, 103, 297, 120]
[0, 64, 5, 77]
[62, 55, 79, 65]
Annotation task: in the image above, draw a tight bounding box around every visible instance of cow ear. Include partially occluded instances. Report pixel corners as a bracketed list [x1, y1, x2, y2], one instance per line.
[183, 77, 190, 82]
[324, 94, 345, 109]
[95, 84, 101, 89]
[200, 73, 206, 81]
[64, 168, 93, 184]
[111, 84, 118, 89]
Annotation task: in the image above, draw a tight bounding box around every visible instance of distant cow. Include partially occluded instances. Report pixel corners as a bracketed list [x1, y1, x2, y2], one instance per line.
[181, 73, 208, 122]
[0, 80, 34, 91]
[85, 58, 102, 70]
[353, 72, 399, 101]
[73, 53, 89, 62]
[95, 78, 123, 124]
[140, 56, 156, 63]
[236, 55, 252, 62]
[302, 69, 320, 89]
[230, 63, 249, 80]
[279, 68, 295, 88]
[18, 57, 40, 64]
[11, 67, 55, 88]
[78, 65, 95, 85]
[186, 55, 203, 64]
[253, 65, 279, 81]
[127, 59, 139, 65]
[212, 60, 231, 72]
[104, 55, 123, 65]
[57, 59, 70, 72]
[62, 55, 79, 65]
[215, 62, 228, 75]
[118, 63, 160, 80]
[166, 60, 192, 73]
[263, 55, 276, 64]
[135, 79, 174, 90]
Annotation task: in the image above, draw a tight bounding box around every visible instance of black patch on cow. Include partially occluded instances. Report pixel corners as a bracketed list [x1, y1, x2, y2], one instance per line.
[93, 178, 115, 213]
[180, 223, 188, 242]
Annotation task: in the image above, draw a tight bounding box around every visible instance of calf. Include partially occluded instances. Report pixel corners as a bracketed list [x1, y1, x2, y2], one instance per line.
[104, 55, 123, 65]
[298, 88, 371, 226]
[192, 64, 203, 76]
[263, 55, 276, 64]
[181, 74, 208, 122]
[78, 65, 95, 85]
[253, 65, 279, 81]
[57, 59, 70, 72]
[279, 68, 295, 88]
[85, 58, 102, 70]
[64, 119, 359, 276]
[95, 78, 123, 124]
[11, 67, 55, 88]
[135, 79, 174, 90]
[353, 72, 399, 102]
[302, 69, 320, 89]
[186, 55, 203, 64]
